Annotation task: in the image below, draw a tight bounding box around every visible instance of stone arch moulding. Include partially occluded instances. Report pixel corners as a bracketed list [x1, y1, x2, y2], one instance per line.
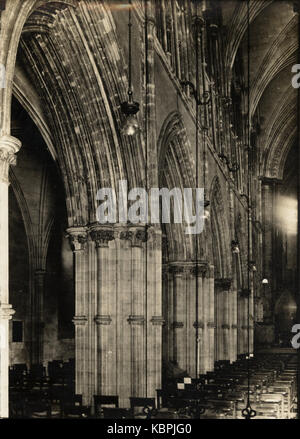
[157, 110, 200, 262]
[264, 123, 296, 180]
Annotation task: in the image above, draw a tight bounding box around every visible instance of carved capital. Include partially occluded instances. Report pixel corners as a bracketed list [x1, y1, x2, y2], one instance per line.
[259, 176, 282, 187]
[0, 135, 21, 184]
[127, 315, 145, 325]
[95, 315, 112, 325]
[207, 322, 215, 328]
[72, 315, 88, 326]
[67, 227, 87, 252]
[119, 230, 134, 241]
[90, 226, 114, 248]
[132, 228, 148, 247]
[169, 265, 184, 277]
[190, 263, 208, 277]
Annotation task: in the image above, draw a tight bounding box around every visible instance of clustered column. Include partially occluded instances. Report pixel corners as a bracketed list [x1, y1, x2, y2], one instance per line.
[90, 226, 115, 400]
[67, 227, 89, 404]
[261, 177, 281, 344]
[170, 264, 185, 371]
[165, 262, 214, 377]
[86, 224, 163, 408]
[214, 278, 232, 361]
[0, 135, 21, 418]
[31, 269, 46, 365]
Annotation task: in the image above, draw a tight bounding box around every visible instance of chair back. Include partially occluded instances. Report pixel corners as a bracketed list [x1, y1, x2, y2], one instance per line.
[129, 397, 156, 418]
[102, 407, 133, 419]
[94, 395, 119, 417]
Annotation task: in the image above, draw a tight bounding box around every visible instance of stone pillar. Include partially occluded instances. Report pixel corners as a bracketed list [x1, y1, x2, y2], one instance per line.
[170, 264, 185, 371]
[162, 264, 171, 369]
[186, 264, 196, 377]
[222, 280, 231, 360]
[230, 279, 238, 363]
[193, 264, 207, 376]
[260, 177, 282, 343]
[214, 278, 231, 361]
[129, 228, 146, 397]
[89, 225, 163, 407]
[31, 269, 46, 365]
[90, 226, 114, 400]
[240, 291, 249, 355]
[0, 135, 21, 418]
[67, 227, 89, 404]
[147, 228, 164, 399]
[165, 262, 211, 377]
[202, 268, 210, 372]
[237, 293, 244, 355]
[214, 280, 221, 361]
[116, 227, 132, 407]
[162, 263, 174, 366]
[207, 265, 215, 371]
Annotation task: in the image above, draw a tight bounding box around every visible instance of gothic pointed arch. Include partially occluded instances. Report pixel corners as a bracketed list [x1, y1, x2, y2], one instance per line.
[158, 111, 204, 262]
[209, 176, 231, 278]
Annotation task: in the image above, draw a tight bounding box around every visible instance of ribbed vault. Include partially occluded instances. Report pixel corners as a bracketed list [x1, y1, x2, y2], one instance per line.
[17, 0, 146, 226]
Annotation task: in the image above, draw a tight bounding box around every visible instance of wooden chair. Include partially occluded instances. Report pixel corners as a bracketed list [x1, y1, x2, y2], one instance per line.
[130, 397, 156, 419]
[62, 393, 90, 418]
[102, 407, 133, 419]
[94, 395, 119, 418]
[25, 393, 52, 418]
[10, 393, 26, 418]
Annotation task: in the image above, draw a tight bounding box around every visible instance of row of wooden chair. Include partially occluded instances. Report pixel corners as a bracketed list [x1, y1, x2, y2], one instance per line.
[10, 390, 157, 419]
[155, 353, 297, 419]
[9, 354, 297, 419]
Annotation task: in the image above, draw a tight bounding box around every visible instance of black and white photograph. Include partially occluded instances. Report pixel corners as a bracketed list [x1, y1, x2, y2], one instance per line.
[0, 0, 299, 425]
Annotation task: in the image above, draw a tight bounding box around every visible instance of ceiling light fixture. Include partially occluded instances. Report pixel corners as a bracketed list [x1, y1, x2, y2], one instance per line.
[231, 240, 240, 254]
[121, 0, 140, 136]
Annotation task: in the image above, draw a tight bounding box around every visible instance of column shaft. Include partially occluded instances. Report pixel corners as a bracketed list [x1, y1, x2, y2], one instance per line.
[67, 228, 89, 404]
[0, 135, 21, 418]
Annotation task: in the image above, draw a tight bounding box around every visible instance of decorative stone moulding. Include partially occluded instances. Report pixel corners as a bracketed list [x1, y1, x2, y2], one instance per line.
[173, 321, 184, 329]
[0, 135, 21, 184]
[127, 315, 145, 325]
[94, 315, 112, 325]
[193, 321, 204, 329]
[150, 316, 165, 326]
[90, 226, 114, 248]
[112, 225, 149, 246]
[66, 227, 88, 251]
[72, 316, 88, 326]
[190, 263, 209, 277]
[0, 303, 15, 320]
[169, 265, 184, 276]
